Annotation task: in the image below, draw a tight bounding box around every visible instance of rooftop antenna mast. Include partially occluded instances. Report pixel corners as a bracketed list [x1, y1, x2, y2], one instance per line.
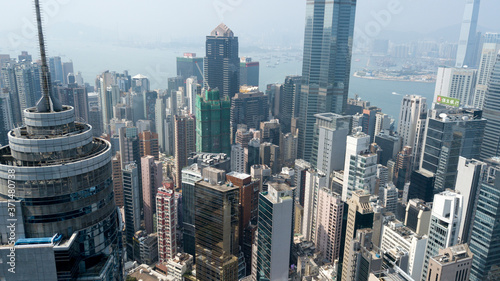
[35, 0, 62, 112]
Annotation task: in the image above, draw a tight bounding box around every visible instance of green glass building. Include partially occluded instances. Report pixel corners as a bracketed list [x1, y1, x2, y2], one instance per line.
[195, 88, 231, 155]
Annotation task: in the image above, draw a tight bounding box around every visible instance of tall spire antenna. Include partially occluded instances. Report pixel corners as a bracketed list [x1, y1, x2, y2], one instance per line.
[35, 0, 62, 112]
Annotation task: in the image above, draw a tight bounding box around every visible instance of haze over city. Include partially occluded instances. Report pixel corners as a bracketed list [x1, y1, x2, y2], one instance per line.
[1, 0, 500, 280]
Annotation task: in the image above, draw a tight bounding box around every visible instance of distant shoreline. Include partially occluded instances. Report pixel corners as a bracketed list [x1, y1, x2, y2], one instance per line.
[353, 72, 436, 83]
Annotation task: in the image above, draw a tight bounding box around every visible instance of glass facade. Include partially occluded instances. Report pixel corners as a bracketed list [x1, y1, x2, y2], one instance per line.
[421, 113, 485, 192]
[469, 164, 500, 280]
[298, 0, 357, 160]
[481, 54, 500, 159]
[204, 24, 240, 99]
[256, 193, 273, 280]
[195, 180, 240, 281]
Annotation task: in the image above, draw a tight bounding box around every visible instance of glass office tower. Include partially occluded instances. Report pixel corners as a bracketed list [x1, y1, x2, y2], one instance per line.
[297, 0, 357, 160]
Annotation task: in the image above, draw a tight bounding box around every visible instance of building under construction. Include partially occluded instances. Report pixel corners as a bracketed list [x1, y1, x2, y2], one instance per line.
[195, 88, 231, 155]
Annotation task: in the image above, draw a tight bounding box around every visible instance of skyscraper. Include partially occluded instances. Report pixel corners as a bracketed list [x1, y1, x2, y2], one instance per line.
[226, 172, 260, 276]
[420, 108, 486, 193]
[141, 155, 163, 234]
[254, 182, 294, 281]
[468, 158, 500, 280]
[311, 113, 352, 181]
[341, 190, 374, 281]
[174, 114, 196, 186]
[0, 4, 121, 277]
[434, 66, 477, 106]
[259, 142, 281, 174]
[195, 170, 240, 281]
[204, 23, 240, 98]
[297, 0, 357, 160]
[278, 75, 302, 133]
[315, 188, 344, 263]
[473, 43, 500, 109]
[139, 130, 159, 160]
[455, 157, 487, 243]
[398, 95, 427, 149]
[239, 57, 259, 87]
[480, 52, 500, 159]
[123, 163, 141, 260]
[342, 130, 377, 201]
[156, 187, 177, 262]
[195, 89, 231, 155]
[230, 90, 269, 142]
[456, 0, 480, 68]
[0, 91, 13, 146]
[421, 190, 463, 281]
[177, 52, 204, 83]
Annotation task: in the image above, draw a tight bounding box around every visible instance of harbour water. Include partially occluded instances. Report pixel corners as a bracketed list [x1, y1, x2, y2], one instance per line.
[63, 41, 435, 121]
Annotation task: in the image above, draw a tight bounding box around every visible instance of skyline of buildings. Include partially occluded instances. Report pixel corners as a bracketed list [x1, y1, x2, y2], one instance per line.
[2, 0, 500, 280]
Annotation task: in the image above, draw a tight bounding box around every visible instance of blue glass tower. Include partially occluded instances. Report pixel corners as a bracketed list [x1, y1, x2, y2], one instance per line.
[297, 0, 357, 160]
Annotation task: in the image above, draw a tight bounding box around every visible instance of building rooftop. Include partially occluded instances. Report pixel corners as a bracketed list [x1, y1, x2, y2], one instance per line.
[127, 264, 172, 281]
[210, 23, 234, 37]
[227, 171, 251, 180]
[431, 243, 473, 265]
[196, 178, 239, 193]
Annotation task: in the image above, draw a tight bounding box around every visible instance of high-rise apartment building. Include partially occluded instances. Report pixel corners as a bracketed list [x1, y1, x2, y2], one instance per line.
[421, 190, 463, 281]
[302, 169, 327, 242]
[174, 114, 196, 186]
[155, 95, 167, 152]
[195, 89, 231, 155]
[294, 159, 312, 207]
[480, 52, 500, 159]
[473, 43, 500, 109]
[341, 191, 374, 281]
[139, 130, 159, 160]
[195, 171, 240, 281]
[204, 23, 240, 98]
[315, 188, 344, 263]
[186, 76, 201, 115]
[311, 113, 352, 182]
[297, 0, 357, 160]
[142, 155, 163, 234]
[123, 163, 141, 260]
[254, 182, 294, 281]
[112, 152, 124, 207]
[231, 143, 245, 173]
[119, 126, 141, 168]
[156, 187, 177, 262]
[398, 95, 427, 148]
[342, 130, 377, 201]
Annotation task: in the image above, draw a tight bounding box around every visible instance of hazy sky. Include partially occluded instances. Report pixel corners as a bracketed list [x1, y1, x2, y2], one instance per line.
[1, 0, 499, 50]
